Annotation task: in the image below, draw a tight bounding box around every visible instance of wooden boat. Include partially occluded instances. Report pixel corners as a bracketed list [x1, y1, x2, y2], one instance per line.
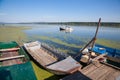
[24, 41, 81, 75]
[0, 41, 29, 66]
[92, 45, 120, 63]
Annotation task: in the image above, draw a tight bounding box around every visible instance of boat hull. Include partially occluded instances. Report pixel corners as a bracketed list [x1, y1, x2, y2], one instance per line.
[107, 56, 120, 63]
[0, 41, 29, 66]
[93, 45, 120, 63]
[60, 27, 65, 30]
[24, 41, 81, 75]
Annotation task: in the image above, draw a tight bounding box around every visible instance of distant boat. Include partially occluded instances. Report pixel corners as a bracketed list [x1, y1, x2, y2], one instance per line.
[92, 45, 120, 63]
[60, 26, 73, 33]
[60, 27, 65, 30]
[24, 41, 81, 75]
[0, 41, 29, 66]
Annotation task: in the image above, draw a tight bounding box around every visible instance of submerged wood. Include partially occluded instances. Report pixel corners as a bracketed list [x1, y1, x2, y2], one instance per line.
[24, 41, 81, 75]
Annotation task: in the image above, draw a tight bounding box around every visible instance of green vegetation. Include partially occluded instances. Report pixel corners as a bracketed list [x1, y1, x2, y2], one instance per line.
[34, 36, 83, 48]
[0, 26, 30, 45]
[31, 61, 61, 80]
[96, 39, 120, 49]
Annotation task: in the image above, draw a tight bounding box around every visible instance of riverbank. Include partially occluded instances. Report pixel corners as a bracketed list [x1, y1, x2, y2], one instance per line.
[0, 26, 29, 45]
[0, 26, 62, 80]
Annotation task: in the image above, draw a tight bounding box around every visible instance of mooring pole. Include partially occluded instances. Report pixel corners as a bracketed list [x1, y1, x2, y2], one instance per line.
[74, 18, 101, 63]
[87, 18, 101, 64]
[91, 18, 101, 48]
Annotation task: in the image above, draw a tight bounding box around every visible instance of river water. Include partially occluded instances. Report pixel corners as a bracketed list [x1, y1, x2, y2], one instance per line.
[16, 24, 119, 55]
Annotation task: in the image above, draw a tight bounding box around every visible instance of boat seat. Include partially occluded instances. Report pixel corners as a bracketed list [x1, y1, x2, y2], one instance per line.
[0, 48, 20, 52]
[0, 55, 25, 61]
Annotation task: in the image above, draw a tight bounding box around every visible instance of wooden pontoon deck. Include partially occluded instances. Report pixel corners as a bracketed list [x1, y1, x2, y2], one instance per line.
[61, 61, 120, 80]
[81, 62, 120, 80]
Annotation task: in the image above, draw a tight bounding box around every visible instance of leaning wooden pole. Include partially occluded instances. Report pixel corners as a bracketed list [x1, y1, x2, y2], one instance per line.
[91, 18, 101, 49]
[74, 18, 101, 61]
[87, 18, 101, 64]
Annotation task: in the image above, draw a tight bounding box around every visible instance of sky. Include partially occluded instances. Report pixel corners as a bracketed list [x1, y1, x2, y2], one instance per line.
[0, 0, 120, 23]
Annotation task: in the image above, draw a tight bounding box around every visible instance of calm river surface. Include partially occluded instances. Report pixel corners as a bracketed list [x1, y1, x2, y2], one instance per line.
[13, 24, 120, 55]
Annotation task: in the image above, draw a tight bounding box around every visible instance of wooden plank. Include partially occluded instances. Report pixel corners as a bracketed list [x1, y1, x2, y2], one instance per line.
[81, 62, 120, 80]
[1, 51, 23, 66]
[81, 62, 102, 75]
[0, 55, 25, 61]
[87, 65, 111, 80]
[98, 68, 120, 80]
[0, 48, 20, 52]
[28, 48, 57, 66]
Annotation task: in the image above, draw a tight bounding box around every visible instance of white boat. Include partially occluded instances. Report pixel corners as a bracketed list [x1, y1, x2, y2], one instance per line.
[60, 27, 73, 32]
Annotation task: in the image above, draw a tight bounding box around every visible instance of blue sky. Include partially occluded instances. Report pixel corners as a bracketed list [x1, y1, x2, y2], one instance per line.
[0, 0, 120, 23]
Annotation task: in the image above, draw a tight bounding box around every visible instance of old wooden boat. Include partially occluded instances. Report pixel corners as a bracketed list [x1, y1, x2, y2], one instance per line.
[24, 41, 81, 75]
[0, 41, 29, 66]
[92, 45, 120, 63]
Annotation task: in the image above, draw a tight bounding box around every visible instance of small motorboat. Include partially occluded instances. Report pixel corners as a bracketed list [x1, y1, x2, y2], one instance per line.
[60, 27, 73, 33]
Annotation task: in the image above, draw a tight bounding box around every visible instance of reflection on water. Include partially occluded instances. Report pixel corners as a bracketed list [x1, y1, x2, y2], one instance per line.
[23, 24, 120, 55]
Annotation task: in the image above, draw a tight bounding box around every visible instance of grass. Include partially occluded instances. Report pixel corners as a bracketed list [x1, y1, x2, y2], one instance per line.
[31, 61, 61, 80]
[0, 26, 30, 45]
[31, 61, 53, 80]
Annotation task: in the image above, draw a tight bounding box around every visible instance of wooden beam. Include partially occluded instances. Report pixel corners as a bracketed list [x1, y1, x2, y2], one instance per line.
[87, 18, 101, 64]
[74, 18, 101, 64]
[0, 55, 25, 61]
[74, 37, 95, 59]
[0, 48, 20, 52]
[91, 18, 101, 49]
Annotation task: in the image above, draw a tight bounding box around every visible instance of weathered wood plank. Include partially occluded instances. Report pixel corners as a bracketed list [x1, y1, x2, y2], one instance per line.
[0, 48, 20, 52]
[0, 55, 25, 61]
[81, 62, 120, 80]
[81, 62, 102, 75]
[0, 51, 23, 66]
[29, 48, 57, 66]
